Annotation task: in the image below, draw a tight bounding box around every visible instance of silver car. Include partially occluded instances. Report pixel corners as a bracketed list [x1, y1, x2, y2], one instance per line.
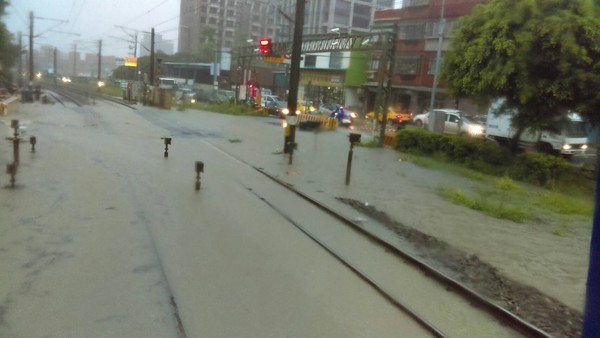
[413, 109, 484, 137]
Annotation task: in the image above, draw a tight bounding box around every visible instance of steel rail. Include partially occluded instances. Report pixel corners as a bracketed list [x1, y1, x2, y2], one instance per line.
[251, 166, 552, 338]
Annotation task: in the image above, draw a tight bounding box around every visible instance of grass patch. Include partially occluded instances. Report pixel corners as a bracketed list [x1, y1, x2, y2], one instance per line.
[552, 221, 574, 237]
[406, 153, 485, 181]
[356, 140, 380, 148]
[190, 102, 266, 116]
[438, 186, 533, 223]
[534, 192, 594, 216]
[494, 176, 523, 192]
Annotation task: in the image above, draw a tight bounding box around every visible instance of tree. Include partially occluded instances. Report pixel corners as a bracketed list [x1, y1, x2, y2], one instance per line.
[441, 0, 600, 150]
[0, 0, 19, 87]
[197, 24, 216, 62]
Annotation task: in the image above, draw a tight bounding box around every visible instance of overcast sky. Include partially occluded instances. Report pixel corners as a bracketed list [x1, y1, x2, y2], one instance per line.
[5, 0, 181, 57]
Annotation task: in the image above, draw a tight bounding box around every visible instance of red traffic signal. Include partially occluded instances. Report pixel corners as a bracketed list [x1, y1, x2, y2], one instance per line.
[259, 38, 272, 56]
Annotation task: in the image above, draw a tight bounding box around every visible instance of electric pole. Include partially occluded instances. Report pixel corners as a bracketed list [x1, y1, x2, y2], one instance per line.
[150, 28, 155, 86]
[28, 11, 34, 84]
[286, 0, 306, 165]
[97, 40, 102, 81]
[53, 48, 57, 76]
[73, 42, 77, 76]
[18, 32, 22, 88]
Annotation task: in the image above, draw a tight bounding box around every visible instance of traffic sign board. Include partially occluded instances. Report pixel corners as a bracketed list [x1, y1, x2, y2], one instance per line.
[263, 56, 285, 64]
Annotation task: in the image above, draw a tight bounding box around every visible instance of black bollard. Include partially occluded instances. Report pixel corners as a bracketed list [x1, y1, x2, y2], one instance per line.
[195, 161, 204, 190]
[29, 136, 36, 153]
[6, 163, 16, 188]
[346, 133, 361, 186]
[11, 119, 19, 137]
[161, 137, 172, 157]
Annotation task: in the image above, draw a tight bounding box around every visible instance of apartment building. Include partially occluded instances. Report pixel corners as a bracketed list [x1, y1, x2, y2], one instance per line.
[178, 0, 278, 54]
[369, 0, 488, 114]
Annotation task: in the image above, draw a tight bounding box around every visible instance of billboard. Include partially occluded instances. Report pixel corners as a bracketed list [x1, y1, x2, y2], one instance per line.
[124, 57, 137, 67]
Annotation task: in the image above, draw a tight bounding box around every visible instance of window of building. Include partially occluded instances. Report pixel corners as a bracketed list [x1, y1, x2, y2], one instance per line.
[334, 0, 351, 26]
[209, 6, 218, 14]
[304, 55, 317, 68]
[370, 55, 381, 71]
[329, 52, 343, 69]
[404, 0, 430, 7]
[398, 23, 425, 40]
[427, 57, 438, 75]
[208, 17, 217, 24]
[352, 4, 371, 29]
[395, 56, 421, 75]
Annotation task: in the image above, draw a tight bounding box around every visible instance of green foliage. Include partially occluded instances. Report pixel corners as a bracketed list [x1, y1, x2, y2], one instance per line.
[191, 102, 267, 116]
[509, 152, 571, 187]
[495, 176, 523, 192]
[438, 187, 533, 223]
[442, 0, 600, 126]
[535, 192, 594, 216]
[395, 128, 593, 195]
[0, 0, 18, 86]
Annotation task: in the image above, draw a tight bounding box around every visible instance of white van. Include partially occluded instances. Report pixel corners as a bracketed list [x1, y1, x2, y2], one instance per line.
[260, 95, 284, 107]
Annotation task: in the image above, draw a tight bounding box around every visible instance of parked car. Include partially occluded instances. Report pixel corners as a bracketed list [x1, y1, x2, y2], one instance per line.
[413, 109, 484, 137]
[210, 90, 235, 103]
[260, 95, 283, 107]
[175, 86, 196, 103]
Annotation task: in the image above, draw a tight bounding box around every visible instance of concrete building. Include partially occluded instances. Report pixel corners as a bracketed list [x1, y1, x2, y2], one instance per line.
[367, 0, 489, 115]
[178, 0, 395, 105]
[178, 0, 278, 54]
[274, 0, 395, 109]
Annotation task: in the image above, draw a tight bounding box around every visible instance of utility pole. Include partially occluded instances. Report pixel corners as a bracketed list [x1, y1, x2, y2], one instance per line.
[213, 49, 218, 92]
[18, 32, 22, 88]
[97, 40, 102, 81]
[28, 11, 34, 84]
[428, 0, 446, 132]
[150, 28, 155, 86]
[52, 47, 58, 78]
[378, 26, 397, 147]
[286, 0, 306, 165]
[73, 42, 77, 76]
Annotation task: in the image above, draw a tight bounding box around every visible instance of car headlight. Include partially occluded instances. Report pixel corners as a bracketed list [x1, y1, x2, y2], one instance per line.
[581, 144, 588, 150]
[562, 144, 572, 150]
[469, 125, 483, 136]
[350, 112, 357, 118]
[282, 108, 290, 115]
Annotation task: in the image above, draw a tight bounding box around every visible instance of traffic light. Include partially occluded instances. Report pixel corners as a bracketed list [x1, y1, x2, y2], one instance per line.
[259, 38, 272, 56]
[247, 82, 256, 97]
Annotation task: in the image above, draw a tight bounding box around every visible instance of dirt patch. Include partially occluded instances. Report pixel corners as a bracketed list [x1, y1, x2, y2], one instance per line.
[337, 197, 583, 337]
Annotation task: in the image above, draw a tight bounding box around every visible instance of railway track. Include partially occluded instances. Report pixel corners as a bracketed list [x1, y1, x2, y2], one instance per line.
[14, 90, 563, 336]
[42, 82, 137, 110]
[202, 139, 553, 338]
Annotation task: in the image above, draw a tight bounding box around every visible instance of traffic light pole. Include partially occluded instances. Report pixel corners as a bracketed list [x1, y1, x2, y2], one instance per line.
[286, 0, 306, 165]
